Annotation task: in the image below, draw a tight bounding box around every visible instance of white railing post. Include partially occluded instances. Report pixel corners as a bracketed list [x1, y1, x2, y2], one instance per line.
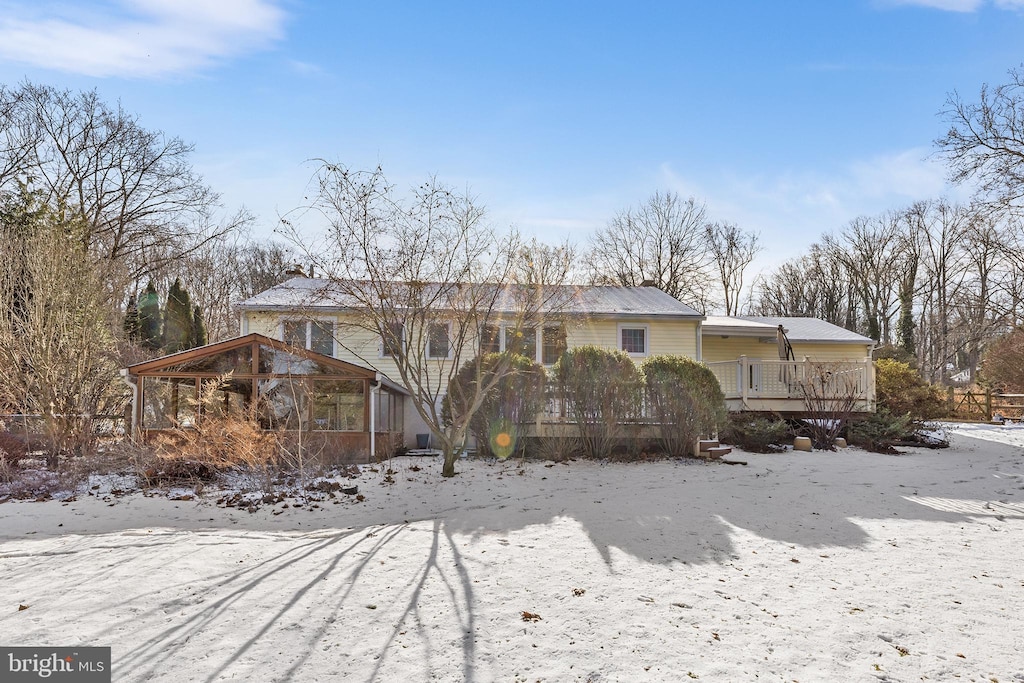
[739, 355, 748, 404]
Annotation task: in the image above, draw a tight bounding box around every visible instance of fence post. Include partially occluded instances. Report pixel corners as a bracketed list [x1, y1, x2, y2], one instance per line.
[985, 390, 992, 422]
[946, 386, 954, 416]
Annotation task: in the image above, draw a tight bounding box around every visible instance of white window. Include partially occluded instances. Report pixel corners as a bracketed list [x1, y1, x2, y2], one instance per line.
[282, 318, 334, 356]
[427, 322, 452, 359]
[619, 324, 648, 357]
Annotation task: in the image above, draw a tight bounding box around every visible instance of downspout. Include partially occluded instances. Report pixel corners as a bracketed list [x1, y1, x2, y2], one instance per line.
[119, 369, 138, 440]
[369, 374, 381, 460]
[696, 319, 703, 361]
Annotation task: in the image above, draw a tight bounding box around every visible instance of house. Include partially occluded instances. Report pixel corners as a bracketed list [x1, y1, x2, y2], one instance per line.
[235, 277, 705, 447]
[121, 278, 877, 461]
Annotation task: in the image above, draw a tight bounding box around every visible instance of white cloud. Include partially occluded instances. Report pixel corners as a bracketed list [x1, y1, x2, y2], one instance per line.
[885, 0, 983, 11]
[0, 0, 286, 78]
[882, 0, 1024, 10]
[657, 149, 972, 271]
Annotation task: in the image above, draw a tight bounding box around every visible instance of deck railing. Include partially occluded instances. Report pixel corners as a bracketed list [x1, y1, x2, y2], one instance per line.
[704, 356, 875, 408]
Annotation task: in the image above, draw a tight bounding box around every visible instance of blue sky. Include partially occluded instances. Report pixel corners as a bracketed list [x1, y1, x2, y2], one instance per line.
[0, 0, 1022, 270]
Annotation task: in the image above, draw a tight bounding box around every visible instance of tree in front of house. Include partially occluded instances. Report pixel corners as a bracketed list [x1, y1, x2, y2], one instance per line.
[284, 163, 574, 477]
[0, 188, 121, 464]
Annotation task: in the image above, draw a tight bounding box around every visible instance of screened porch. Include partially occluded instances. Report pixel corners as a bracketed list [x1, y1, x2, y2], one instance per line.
[123, 333, 407, 463]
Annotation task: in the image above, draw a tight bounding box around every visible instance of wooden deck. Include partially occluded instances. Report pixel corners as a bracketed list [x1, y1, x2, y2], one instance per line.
[704, 356, 875, 414]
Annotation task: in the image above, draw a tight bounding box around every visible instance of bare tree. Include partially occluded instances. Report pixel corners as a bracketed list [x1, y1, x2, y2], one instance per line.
[588, 191, 713, 310]
[0, 188, 124, 465]
[823, 212, 904, 343]
[908, 200, 972, 383]
[750, 243, 857, 329]
[706, 221, 761, 316]
[0, 82, 247, 291]
[937, 67, 1024, 208]
[283, 164, 573, 477]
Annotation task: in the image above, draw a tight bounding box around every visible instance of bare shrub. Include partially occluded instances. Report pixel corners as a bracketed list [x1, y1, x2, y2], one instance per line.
[797, 362, 864, 449]
[524, 436, 582, 462]
[149, 416, 280, 486]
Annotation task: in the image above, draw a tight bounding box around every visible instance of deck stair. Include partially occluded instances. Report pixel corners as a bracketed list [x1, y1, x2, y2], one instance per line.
[694, 439, 732, 459]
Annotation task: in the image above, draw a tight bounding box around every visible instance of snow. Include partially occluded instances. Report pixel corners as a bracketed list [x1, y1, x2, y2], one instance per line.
[2, 428, 1023, 681]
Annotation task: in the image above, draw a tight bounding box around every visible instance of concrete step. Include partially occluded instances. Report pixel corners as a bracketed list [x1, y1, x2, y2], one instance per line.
[706, 445, 732, 459]
[696, 439, 720, 452]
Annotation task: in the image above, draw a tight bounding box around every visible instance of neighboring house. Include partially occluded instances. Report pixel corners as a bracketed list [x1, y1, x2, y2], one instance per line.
[701, 316, 876, 413]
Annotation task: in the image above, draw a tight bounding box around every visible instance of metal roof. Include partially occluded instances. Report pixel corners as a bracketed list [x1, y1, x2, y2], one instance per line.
[734, 316, 875, 344]
[238, 277, 704, 319]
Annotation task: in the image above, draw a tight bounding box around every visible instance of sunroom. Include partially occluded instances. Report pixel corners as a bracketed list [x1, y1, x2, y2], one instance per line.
[121, 333, 407, 463]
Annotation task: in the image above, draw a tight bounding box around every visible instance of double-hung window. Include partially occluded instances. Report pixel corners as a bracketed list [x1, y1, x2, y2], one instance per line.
[380, 321, 405, 358]
[283, 319, 334, 356]
[618, 324, 648, 357]
[427, 322, 452, 359]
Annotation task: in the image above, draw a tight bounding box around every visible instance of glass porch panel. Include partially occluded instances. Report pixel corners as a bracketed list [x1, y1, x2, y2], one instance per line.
[258, 344, 336, 375]
[311, 380, 364, 431]
[257, 378, 308, 429]
[161, 345, 252, 374]
[200, 377, 251, 420]
[141, 377, 197, 429]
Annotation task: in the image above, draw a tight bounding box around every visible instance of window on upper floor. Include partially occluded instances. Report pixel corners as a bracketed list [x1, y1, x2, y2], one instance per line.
[380, 321, 405, 358]
[427, 322, 452, 359]
[283, 319, 334, 356]
[541, 325, 567, 365]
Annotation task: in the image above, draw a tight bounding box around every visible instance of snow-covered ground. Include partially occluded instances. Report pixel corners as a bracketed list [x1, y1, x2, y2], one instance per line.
[2, 425, 1023, 682]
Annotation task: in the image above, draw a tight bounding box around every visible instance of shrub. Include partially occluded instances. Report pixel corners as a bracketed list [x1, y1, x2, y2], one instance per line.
[0, 431, 28, 465]
[719, 415, 789, 453]
[875, 359, 946, 419]
[552, 346, 642, 459]
[849, 409, 913, 454]
[442, 353, 546, 458]
[641, 355, 727, 457]
[150, 415, 280, 485]
[980, 327, 1024, 392]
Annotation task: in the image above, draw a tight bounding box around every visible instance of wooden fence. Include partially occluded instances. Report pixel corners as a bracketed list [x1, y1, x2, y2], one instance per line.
[947, 389, 1024, 421]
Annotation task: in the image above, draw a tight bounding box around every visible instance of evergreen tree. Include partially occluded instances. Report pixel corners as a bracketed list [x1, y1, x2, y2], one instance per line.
[123, 294, 141, 342]
[137, 281, 162, 350]
[162, 278, 194, 353]
[191, 305, 208, 348]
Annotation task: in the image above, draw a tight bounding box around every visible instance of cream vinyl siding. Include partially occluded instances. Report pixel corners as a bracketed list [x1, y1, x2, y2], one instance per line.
[790, 341, 872, 361]
[247, 311, 701, 368]
[701, 333, 871, 363]
[566, 318, 699, 360]
[245, 312, 281, 338]
[701, 336, 777, 363]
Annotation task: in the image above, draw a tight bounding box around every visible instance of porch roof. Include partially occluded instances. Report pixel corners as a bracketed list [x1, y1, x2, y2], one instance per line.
[123, 333, 408, 394]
